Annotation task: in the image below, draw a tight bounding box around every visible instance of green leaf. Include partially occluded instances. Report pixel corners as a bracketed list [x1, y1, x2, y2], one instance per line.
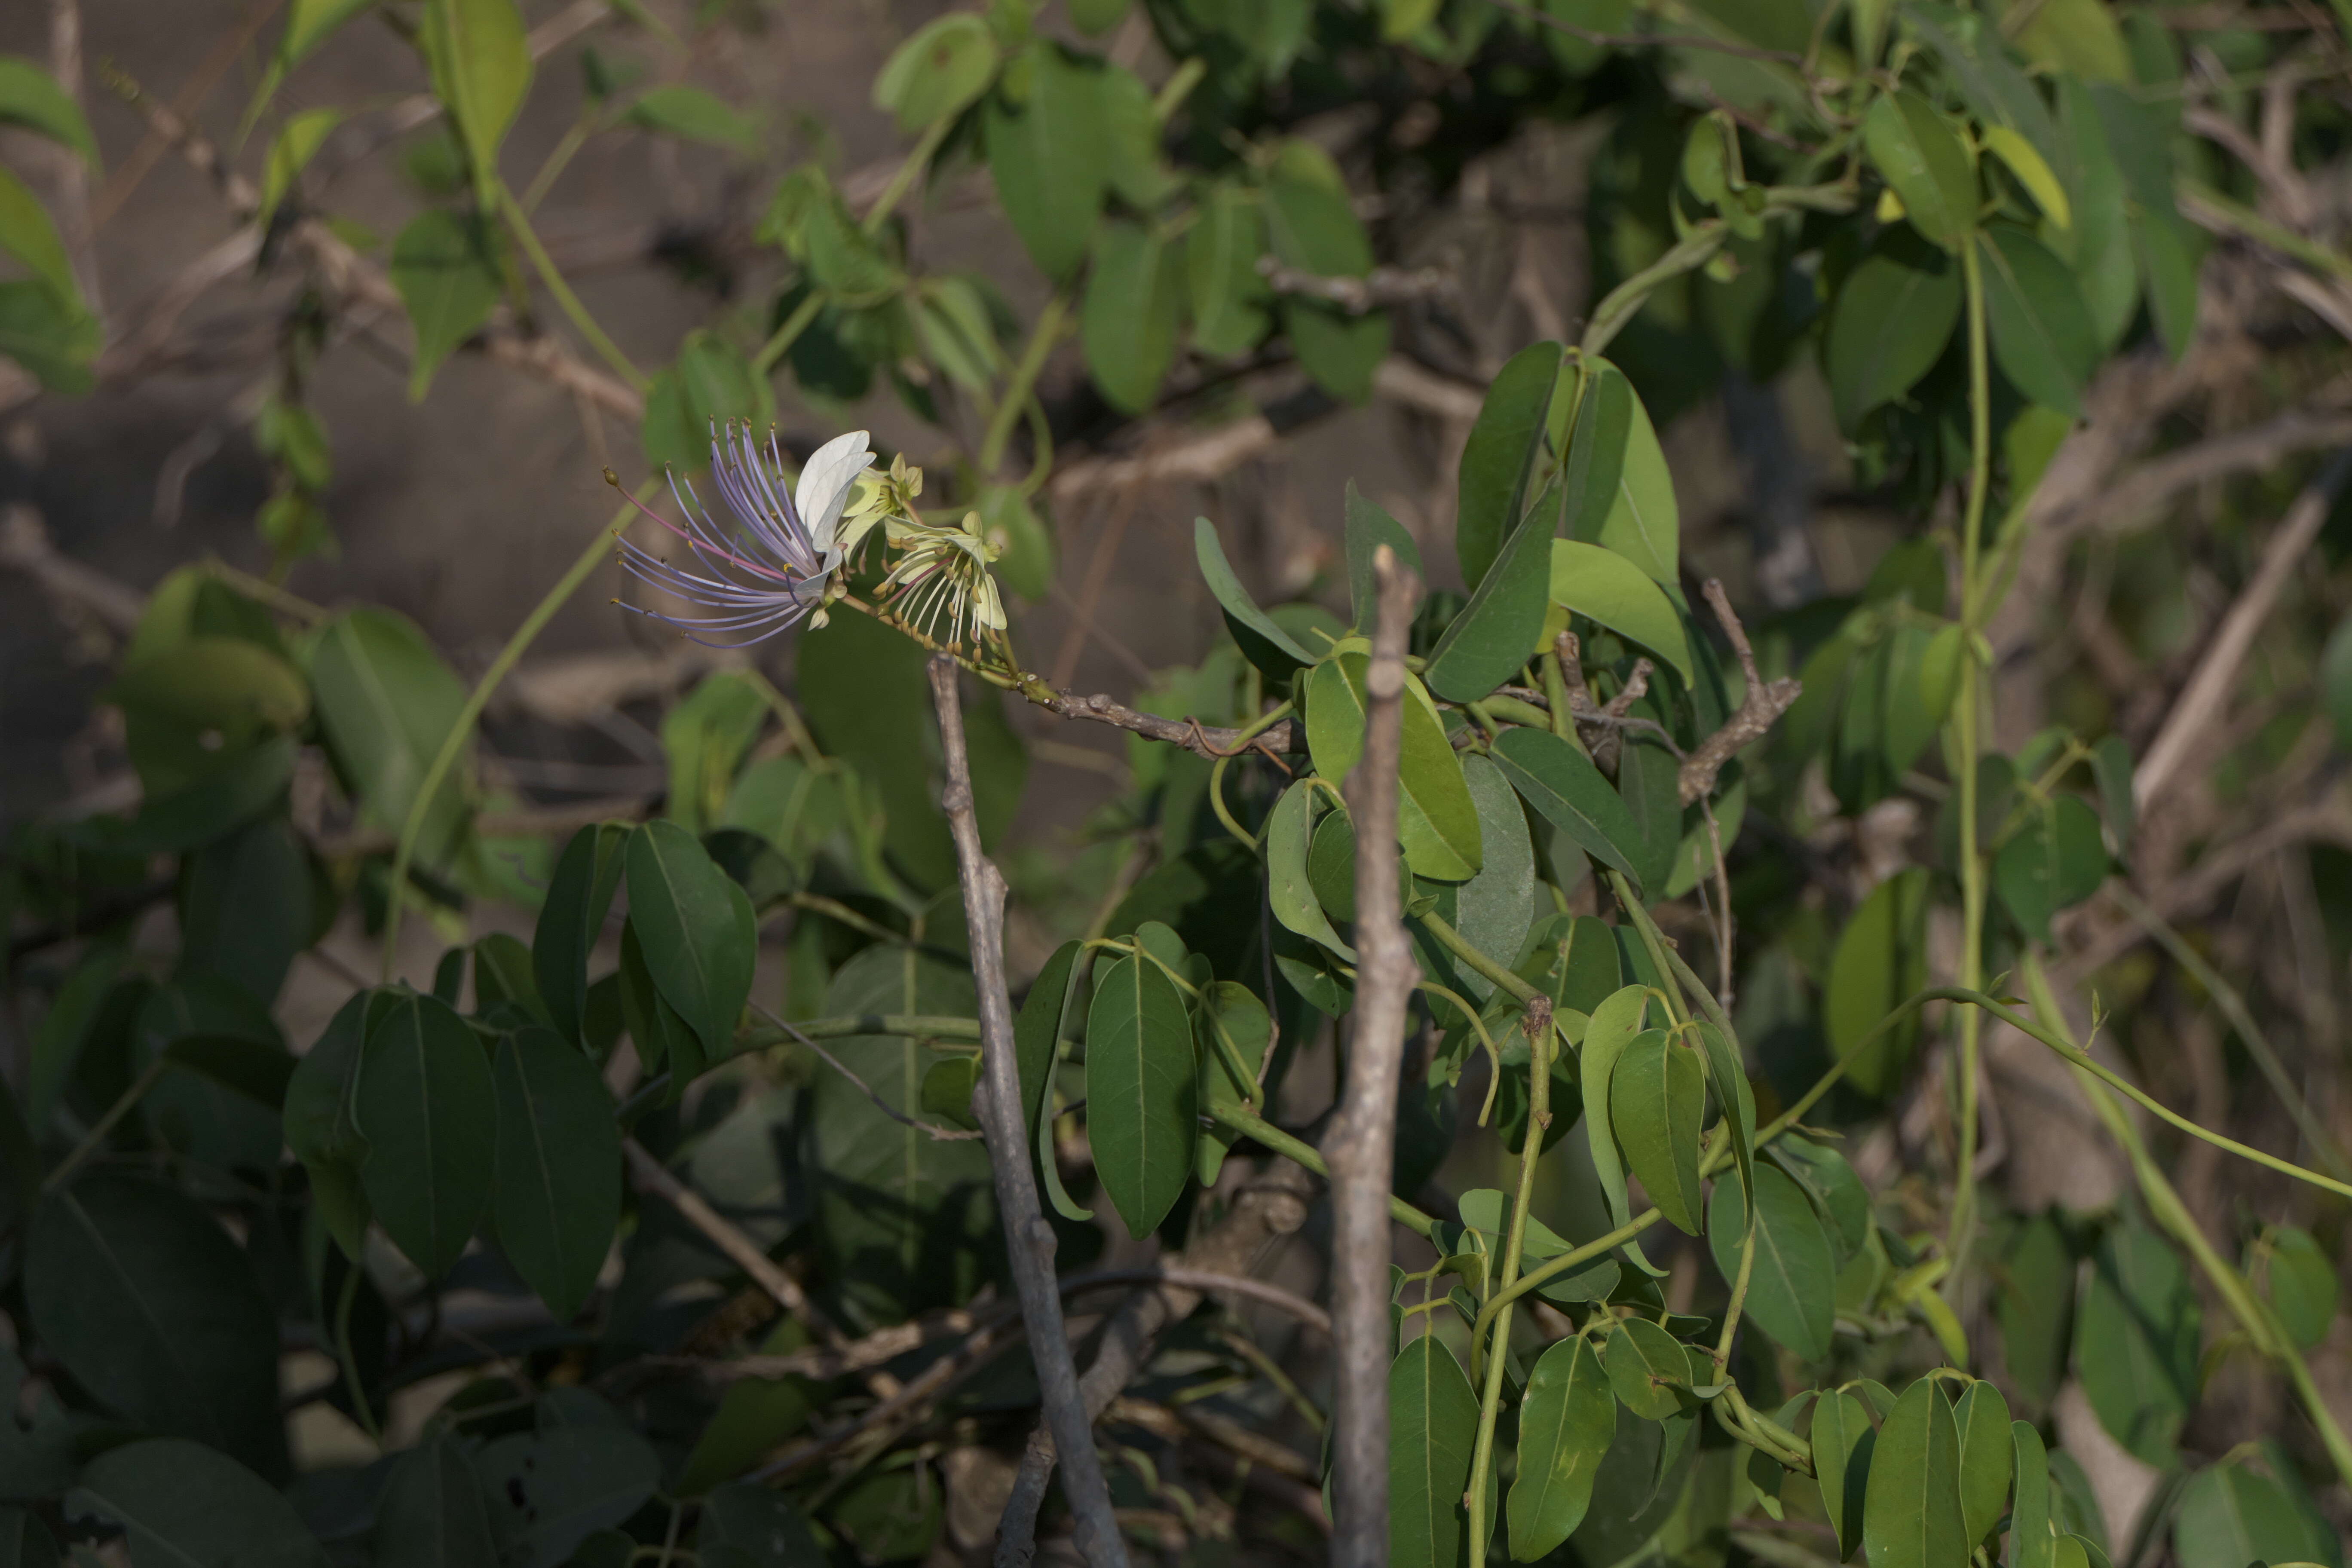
[1609, 1029, 1704, 1234]
[1572, 983, 1649, 1245]
[873, 14, 998, 131]
[626, 84, 755, 150]
[1825, 867, 1931, 1097]
[1508, 1336, 1616, 1561]
[1265, 141, 1372, 278]
[493, 1027, 620, 1321]
[477, 1428, 659, 1565]
[1982, 125, 2071, 230]
[641, 330, 773, 472]
[1491, 728, 1644, 884]
[180, 817, 312, 1006]
[420, 0, 532, 199]
[1827, 227, 1961, 432]
[0, 278, 98, 392]
[284, 990, 391, 1259]
[0, 165, 77, 306]
[1083, 220, 1183, 414]
[1015, 940, 1084, 1148]
[1862, 1379, 1969, 1568]
[1189, 181, 1270, 358]
[1863, 91, 1977, 251]
[985, 44, 1106, 282]
[258, 107, 344, 230]
[1811, 1389, 1875, 1560]
[1390, 1335, 1480, 1568]
[1550, 539, 1694, 687]
[618, 919, 698, 1081]
[2173, 1459, 2338, 1568]
[1194, 980, 1270, 1184]
[354, 992, 497, 1279]
[1097, 63, 1174, 211]
[1304, 651, 1482, 880]
[1449, 756, 1538, 998]
[1994, 795, 2107, 944]
[66, 1439, 323, 1568]
[0, 1508, 59, 1568]
[1422, 476, 1560, 705]
[305, 606, 473, 866]
[1600, 1317, 1690, 1422]
[1085, 953, 1197, 1238]
[1455, 341, 1564, 589]
[109, 633, 309, 796]
[1707, 1164, 1834, 1359]
[662, 673, 769, 836]
[2015, 0, 2129, 81]
[533, 824, 629, 1048]
[1346, 482, 1425, 633]
[1951, 1381, 2012, 1549]
[1977, 226, 2098, 418]
[699, 1483, 827, 1564]
[2260, 1226, 2339, 1352]
[371, 1437, 499, 1568]
[0, 57, 99, 166]
[1995, 1213, 2076, 1406]
[1196, 515, 1315, 680]
[1615, 735, 1679, 911]
[1284, 299, 1390, 403]
[625, 820, 758, 1058]
[1267, 781, 1355, 959]
[2011, 1420, 2055, 1568]
[2075, 1219, 2199, 1465]
[27, 1176, 285, 1476]
[1573, 364, 1679, 587]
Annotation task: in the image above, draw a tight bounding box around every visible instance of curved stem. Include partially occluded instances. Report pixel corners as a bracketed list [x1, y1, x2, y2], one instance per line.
[1207, 1099, 1439, 1239]
[980, 293, 1070, 475]
[1948, 234, 1994, 1280]
[1418, 909, 1539, 1004]
[860, 117, 951, 237]
[497, 181, 649, 392]
[1466, 1016, 1550, 1567]
[380, 495, 635, 980]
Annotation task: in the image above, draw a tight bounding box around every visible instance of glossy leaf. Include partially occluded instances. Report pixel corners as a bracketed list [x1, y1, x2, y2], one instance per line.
[1978, 226, 2098, 417]
[1455, 340, 1563, 589]
[1423, 475, 1560, 705]
[66, 1439, 323, 1568]
[1826, 867, 1932, 1096]
[1601, 1318, 1690, 1422]
[493, 1027, 620, 1320]
[1196, 515, 1315, 680]
[1189, 181, 1271, 358]
[354, 992, 497, 1279]
[1707, 1164, 1834, 1359]
[27, 1176, 285, 1476]
[1509, 1336, 1615, 1560]
[1085, 953, 1197, 1237]
[1827, 229, 1961, 431]
[1083, 220, 1183, 414]
[1864, 91, 1976, 250]
[1951, 1381, 2012, 1548]
[1611, 1029, 1703, 1234]
[1571, 364, 1679, 587]
[1491, 728, 1643, 883]
[626, 820, 758, 1058]
[984, 44, 1106, 282]
[1549, 539, 1693, 686]
[1862, 1379, 1969, 1568]
[1267, 781, 1354, 959]
[534, 823, 628, 1049]
[372, 1437, 499, 1568]
[871, 14, 997, 132]
[1390, 1335, 1479, 1568]
[1811, 1388, 1876, 1560]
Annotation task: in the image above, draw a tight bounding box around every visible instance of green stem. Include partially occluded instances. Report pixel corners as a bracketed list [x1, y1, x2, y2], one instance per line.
[334, 1261, 381, 1442]
[1418, 910, 1540, 1004]
[1581, 222, 1727, 358]
[1466, 1018, 1550, 1568]
[1606, 870, 1690, 1030]
[43, 1054, 171, 1193]
[753, 291, 824, 377]
[1948, 233, 1994, 1280]
[496, 183, 649, 392]
[1207, 1100, 1439, 1238]
[861, 117, 952, 237]
[380, 496, 635, 980]
[980, 293, 1070, 475]
[2177, 175, 2352, 285]
[519, 112, 598, 214]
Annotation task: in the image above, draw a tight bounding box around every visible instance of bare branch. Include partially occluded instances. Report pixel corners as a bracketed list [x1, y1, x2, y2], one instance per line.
[1256, 257, 1456, 315]
[931, 657, 1130, 1568]
[1679, 580, 1802, 806]
[1322, 545, 1420, 1568]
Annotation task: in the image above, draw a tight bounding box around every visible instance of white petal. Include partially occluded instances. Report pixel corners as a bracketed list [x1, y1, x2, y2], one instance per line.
[795, 429, 875, 553]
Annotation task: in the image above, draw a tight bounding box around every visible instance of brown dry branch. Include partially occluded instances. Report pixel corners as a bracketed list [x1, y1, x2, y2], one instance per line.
[1679, 579, 1801, 805]
[1322, 545, 1420, 1568]
[1256, 257, 1457, 315]
[931, 657, 1130, 1568]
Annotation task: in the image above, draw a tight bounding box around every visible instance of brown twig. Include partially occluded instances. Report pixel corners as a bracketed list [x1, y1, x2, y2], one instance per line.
[931, 657, 1130, 1568]
[1256, 257, 1456, 315]
[1679, 579, 1802, 806]
[1322, 545, 1420, 1567]
[1023, 686, 1299, 763]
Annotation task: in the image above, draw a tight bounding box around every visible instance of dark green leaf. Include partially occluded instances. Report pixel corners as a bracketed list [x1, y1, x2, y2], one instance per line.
[2076, 1219, 2199, 1465]
[1422, 476, 1559, 705]
[1828, 227, 1961, 432]
[1455, 341, 1564, 589]
[1015, 940, 1084, 1146]
[1707, 1163, 1834, 1359]
[626, 84, 755, 149]
[1195, 516, 1314, 680]
[0, 58, 99, 165]
[477, 1428, 659, 1566]
[1491, 728, 1643, 883]
[1825, 867, 1931, 1096]
[1083, 220, 1182, 415]
[420, 0, 530, 198]
[0, 1507, 59, 1568]
[28, 1176, 284, 1475]
[179, 816, 310, 1006]
[2011, 1419, 2055, 1568]
[2090, 735, 2135, 852]
[1085, 953, 1197, 1238]
[1610, 1029, 1704, 1234]
[1194, 980, 1270, 1184]
[1390, 1334, 1480, 1568]
[533, 823, 628, 1048]
[1189, 181, 1270, 358]
[1615, 734, 1680, 902]
[305, 607, 472, 867]
[1864, 91, 1976, 250]
[1564, 364, 1679, 587]
[1951, 1381, 2012, 1548]
[372, 1437, 499, 1568]
[355, 992, 497, 1279]
[390, 210, 503, 399]
[493, 1027, 620, 1320]
[662, 673, 769, 838]
[700, 1482, 827, 1565]
[1284, 299, 1390, 403]
[2172, 1458, 2337, 1568]
[108, 634, 308, 797]
[618, 920, 700, 1082]
[285, 989, 391, 1259]
[1862, 1379, 1969, 1568]
[2260, 1226, 2339, 1353]
[1978, 226, 2098, 418]
[1811, 1388, 1875, 1560]
[1508, 1336, 1615, 1561]
[1601, 1317, 1690, 1422]
[1995, 796, 2108, 944]
[1268, 781, 1354, 959]
[66, 1439, 323, 1568]
[642, 330, 773, 472]
[0, 278, 98, 392]
[1346, 483, 1425, 633]
[1449, 756, 1538, 999]
[1997, 1212, 2076, 1406]
[985, 44, 1105, 282]
[626, 820, 757, 1058]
